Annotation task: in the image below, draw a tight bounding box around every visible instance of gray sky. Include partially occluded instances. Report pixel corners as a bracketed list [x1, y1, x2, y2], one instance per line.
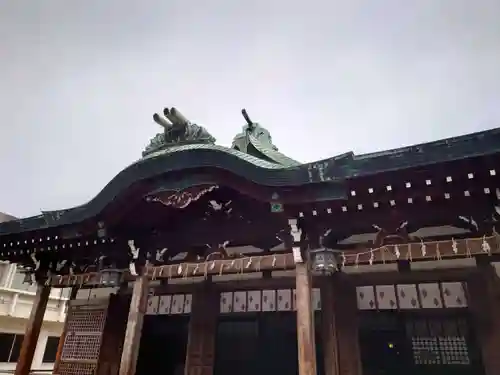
[1, 0, 500, 218]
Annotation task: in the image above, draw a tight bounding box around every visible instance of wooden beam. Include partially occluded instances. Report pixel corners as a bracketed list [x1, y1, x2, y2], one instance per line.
[345, 235, 498, 265]
[47, 234, 498, 288]
[14, 285, 51, 375]
[119, 275, 149, 375]
[331, 232, 493, 250]
[146, 253, 295, 279]
[147, 235, 496, 277]
[295, 262, 317, 375]
[350, 267, 478, 285]
[142, 267, 478, 297]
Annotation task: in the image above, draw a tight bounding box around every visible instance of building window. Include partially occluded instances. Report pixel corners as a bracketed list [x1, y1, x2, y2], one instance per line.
[10, 267, 37, 293]
[0, 333, 24, 362]
[42, 337, 60, 363]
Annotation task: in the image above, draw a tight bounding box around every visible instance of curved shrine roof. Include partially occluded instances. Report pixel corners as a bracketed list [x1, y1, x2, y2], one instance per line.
[0, 212, 17, 223]
[1, 106, 500, 236]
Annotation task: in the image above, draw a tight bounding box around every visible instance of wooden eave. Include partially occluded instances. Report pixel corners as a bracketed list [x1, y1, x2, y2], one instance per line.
[1, 127, 499, 262]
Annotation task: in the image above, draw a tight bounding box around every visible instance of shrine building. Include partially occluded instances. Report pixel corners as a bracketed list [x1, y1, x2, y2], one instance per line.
[1, 107, 500, 375]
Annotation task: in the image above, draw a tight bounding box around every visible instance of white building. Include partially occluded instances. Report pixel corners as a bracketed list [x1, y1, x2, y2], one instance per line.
[0, 212, 68, 374]
[0, 213, 115, 374]
[0, 262, 67, 374]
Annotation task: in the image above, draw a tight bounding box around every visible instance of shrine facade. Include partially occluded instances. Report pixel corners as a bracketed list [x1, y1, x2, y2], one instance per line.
[1, 107, 500, 375]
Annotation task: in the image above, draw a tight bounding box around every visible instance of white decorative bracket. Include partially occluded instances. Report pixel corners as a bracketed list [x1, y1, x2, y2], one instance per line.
[155, 248, 168, 262]
[30, 253, 40, 271]
[128, 240, 140, 276]
[288, 218, 303, 264]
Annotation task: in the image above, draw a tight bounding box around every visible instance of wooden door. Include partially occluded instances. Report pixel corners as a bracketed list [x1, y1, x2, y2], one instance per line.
[57, 294, 129, 375]
[184, 288, 218, 375]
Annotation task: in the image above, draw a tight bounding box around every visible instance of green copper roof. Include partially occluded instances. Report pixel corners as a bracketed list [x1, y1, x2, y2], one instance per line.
[140, 143, 289, 169]
[0, 103, 499, 237]
[143, 107, 301, 168]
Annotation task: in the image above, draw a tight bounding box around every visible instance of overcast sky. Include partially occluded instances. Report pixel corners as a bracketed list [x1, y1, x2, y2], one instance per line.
[1, 0, 500, 218]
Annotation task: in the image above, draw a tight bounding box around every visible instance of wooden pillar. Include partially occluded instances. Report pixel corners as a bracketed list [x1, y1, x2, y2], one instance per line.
[54, 287, 78, 374]
[296, 262, 317, 375]
[468, 265, 500, 375]
[320, 277, 339, 375]
[14, 284, 51, 375]
[184, 285, 217, 375]
[119, 275, 149, 375]
[333, 275, 361, 375]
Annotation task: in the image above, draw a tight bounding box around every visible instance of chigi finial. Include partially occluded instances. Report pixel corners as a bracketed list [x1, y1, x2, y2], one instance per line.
[143, 106, 216, 157]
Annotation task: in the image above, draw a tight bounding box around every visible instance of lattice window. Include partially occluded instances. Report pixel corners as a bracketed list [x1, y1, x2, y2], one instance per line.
[407, 317, 471, 366]
[61, 333, 102, 361]
[411, 337, 441, 365]
[59, 304, 108, 375]
[65, 307, 107, 333]
[438, 336, 469, 365]
[58, 362, 97, 375]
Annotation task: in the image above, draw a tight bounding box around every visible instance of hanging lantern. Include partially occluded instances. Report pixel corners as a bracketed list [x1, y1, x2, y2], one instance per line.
[99, 268, 123, 287]
[310, 248, 340, 275]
